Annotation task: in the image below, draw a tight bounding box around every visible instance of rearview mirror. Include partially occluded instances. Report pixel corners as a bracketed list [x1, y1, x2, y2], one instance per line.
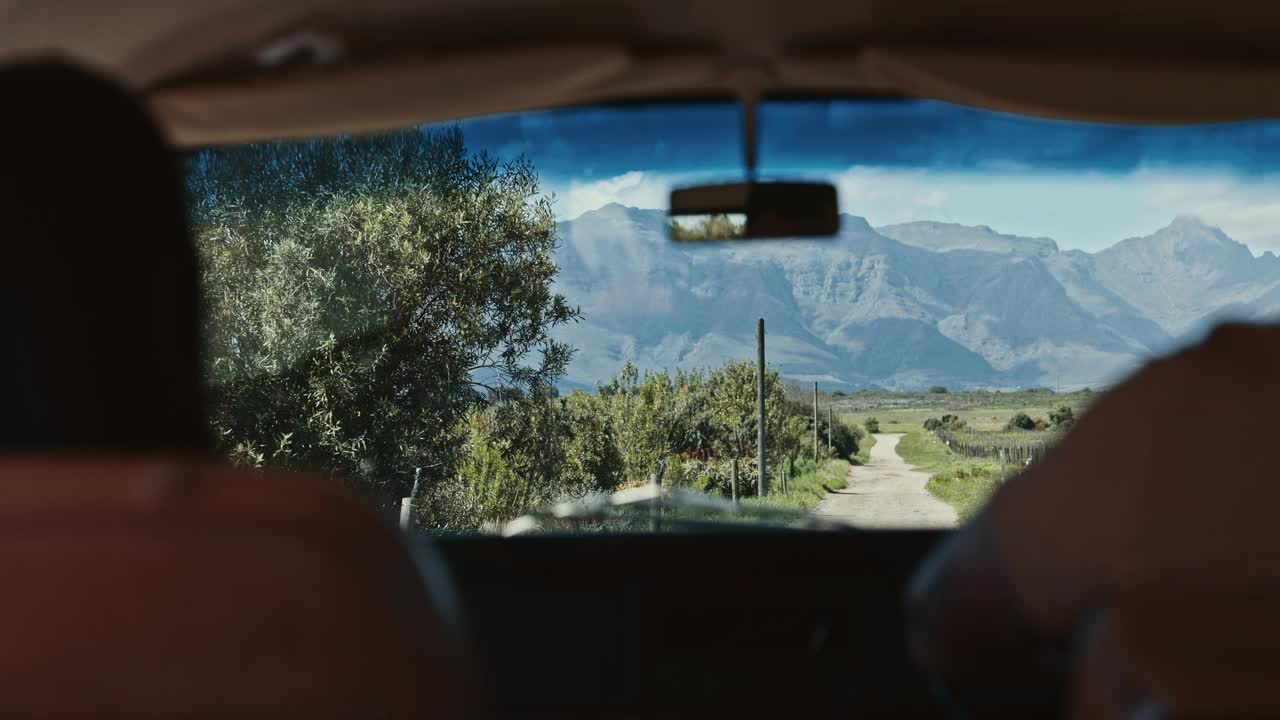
[668, 182, 838, 242]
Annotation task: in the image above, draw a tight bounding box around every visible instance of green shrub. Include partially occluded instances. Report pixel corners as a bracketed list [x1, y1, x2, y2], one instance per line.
[923, 414, 969, 433]
[929, 385, 948, 394]
[745, 459, 851, 512]
[1004, 412, 1036, 431]
[695, 455, 760, 498]
[1049, 404, 1075, 429]
[453, 415, 529, 525]
[830, 421, 863, 460]
[561, 391, 624, 494]
[864, 417, 881, 433]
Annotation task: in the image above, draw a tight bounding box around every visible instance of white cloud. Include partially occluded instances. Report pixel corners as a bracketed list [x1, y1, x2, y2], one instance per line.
[920, 189, 949, 210]
[550, 165, 1280, 255]
[559, 171, 673, 219]
[829, 167, 955, 225]
[1141, 172, 1280, 254]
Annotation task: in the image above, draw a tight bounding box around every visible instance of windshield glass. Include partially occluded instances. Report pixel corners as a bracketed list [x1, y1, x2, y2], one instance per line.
[188, 99, 1280, 534]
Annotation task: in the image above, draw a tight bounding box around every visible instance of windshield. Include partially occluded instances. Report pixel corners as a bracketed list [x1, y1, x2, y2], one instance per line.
[187, 99, 1280, 534]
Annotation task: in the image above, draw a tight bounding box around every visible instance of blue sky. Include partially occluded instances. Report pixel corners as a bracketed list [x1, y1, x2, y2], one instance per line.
[451, 100, 1280, 254]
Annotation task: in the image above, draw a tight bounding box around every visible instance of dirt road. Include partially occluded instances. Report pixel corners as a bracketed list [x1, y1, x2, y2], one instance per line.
[816, 433, 957, 529]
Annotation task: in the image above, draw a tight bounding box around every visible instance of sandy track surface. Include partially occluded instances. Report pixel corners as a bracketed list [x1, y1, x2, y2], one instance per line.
[816, 433, 958, 529]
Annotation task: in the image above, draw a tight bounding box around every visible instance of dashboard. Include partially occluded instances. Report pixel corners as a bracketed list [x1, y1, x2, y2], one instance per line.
[431, 529, 1054, 719]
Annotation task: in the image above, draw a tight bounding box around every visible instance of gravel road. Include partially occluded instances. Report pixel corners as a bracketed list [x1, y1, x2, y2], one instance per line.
[816, 433, 958, 529]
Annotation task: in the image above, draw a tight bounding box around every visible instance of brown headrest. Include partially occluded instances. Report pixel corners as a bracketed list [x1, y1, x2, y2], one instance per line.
[0, 458, 471, 717]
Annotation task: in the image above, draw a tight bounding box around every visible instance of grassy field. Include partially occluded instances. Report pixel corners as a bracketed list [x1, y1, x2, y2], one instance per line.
[745, 458, 851, 512]
[837, 389, 1095, 433]
[894, 429, 1009, 522]
[832, 389, 1092, 521]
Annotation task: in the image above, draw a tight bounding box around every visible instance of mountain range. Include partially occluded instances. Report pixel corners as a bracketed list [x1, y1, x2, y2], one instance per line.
[550, 205, 1280, 391]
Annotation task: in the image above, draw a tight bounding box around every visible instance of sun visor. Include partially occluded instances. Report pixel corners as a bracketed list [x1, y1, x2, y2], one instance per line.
[150, 45, 633, 146]
[851, 47, 1280, 125]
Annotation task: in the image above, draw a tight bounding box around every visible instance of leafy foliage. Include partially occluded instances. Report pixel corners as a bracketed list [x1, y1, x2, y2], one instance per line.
[1003, 412, 1037, 431]
[192, 127, 864, 529]
[190, 127, 579, 513]
[830, 421, 864, 460]
[1049, 404, 1075, 429]
[561, 391, 625, 496]
[864, 417, 881, 434]
[923, 414, 967, 432]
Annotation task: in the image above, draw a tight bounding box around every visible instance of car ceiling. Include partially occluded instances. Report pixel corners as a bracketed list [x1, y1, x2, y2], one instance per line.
[7, 0, 1280, 145]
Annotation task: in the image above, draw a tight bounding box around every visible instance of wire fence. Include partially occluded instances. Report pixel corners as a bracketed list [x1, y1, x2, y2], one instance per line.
[934, 428, 1059, 465]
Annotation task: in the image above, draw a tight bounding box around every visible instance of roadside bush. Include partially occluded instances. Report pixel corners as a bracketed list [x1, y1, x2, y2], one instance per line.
[924, 414, 969, 432]
[789, 456, 819, 477]
[929, 385, 948, 394]
[663, 457, 693, 487]
[864, 417, 881, 433]
[561, 391, 624, 495]
[776, 414, 811, 464]
[1004, 412, 1036, 431]
[830, 421, 863, 460]
[604, 362, 686, 484]
[1049, 404, 1075, 429]
[696, 455, 760, 498]
[1033, 416, 1050, 431]
[453, 414, 529, 525]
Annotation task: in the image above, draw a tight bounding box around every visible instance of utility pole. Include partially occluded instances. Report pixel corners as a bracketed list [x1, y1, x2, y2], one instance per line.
[757, 318, 767, 498]
[730, 449, 739, 505]
[399, 469, 421, 531]
[813, 381, 819, 462]
[828, 405, 833, 451]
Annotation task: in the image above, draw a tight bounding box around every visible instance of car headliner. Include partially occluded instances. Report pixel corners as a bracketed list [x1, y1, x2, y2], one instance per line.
[5, 0, 1280, 145]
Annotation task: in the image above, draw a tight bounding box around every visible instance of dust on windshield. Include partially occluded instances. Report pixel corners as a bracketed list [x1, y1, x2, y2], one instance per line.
[187, 100, 1280, 534]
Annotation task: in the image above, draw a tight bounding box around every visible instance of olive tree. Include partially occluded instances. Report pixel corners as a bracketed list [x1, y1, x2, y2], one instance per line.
[188, 126, 579, 517]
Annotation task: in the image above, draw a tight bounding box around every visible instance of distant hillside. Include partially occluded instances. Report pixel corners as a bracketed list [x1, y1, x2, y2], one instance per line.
[551, 205, 1280, 391]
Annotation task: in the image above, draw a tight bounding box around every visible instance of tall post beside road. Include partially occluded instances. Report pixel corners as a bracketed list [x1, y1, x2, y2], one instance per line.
[399, 498, 413, 531]
[757, 318, 767, 498]
[813, 382, 819, 462]
[399, 469, 422, 531]
[650, 459, 667, 533]
[731, 449, 739, 504]
[828, 406, 833, 451]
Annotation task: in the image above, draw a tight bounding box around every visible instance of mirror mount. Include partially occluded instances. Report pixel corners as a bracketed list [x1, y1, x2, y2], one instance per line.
[719, 58, 771, 180]
[743, 94, 759, 182]
[667, 78, 840, 242]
